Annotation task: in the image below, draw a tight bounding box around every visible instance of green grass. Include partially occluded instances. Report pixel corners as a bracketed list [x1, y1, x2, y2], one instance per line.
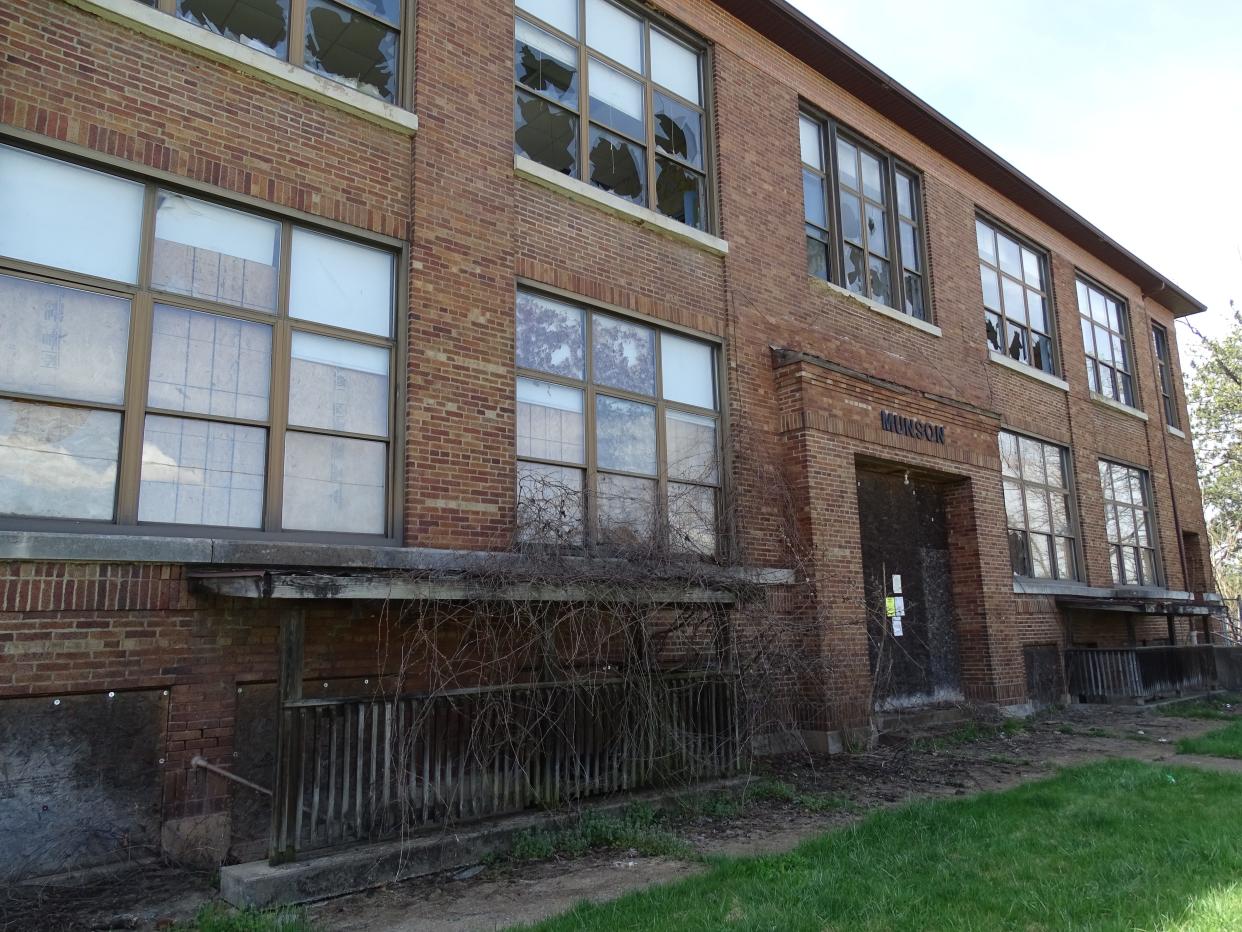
[910, 718, 1031, 752]
[1177, 719, 1242, 759]
[176, 904, 313, 932]
[515, 760, 1242, 931]
[508, 803, 695, 861]
[1159, 693, 1242, 721]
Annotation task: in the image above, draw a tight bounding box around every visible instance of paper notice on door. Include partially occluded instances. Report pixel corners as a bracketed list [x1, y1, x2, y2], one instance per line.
[893, 596, 905, 616]
[885, 597, 897, 617]
[891, 575, 903, 594]
[892, 616, 904, 637]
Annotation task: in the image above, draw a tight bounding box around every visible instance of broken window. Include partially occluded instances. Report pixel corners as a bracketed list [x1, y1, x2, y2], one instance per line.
[798, 112, 928, 320]
[0, 143, 398, 536]
[1099, 461, 1159, 586]
[1077, 278, 1134, 406]
[304, 0, 398, 101]
[977, 218, 1055, 374]
[514, 0, 710, 231]
[514, 287, 721, 553]
[1000, 431, 1079, 581]
[178, 0, 291, 57]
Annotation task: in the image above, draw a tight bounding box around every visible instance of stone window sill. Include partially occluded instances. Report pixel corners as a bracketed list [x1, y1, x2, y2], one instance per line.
[1090, 391, 1149, 422]
[63, 0, 420, 134]
[1167, 425, 1186, 439]
[514, 156, 729, 256]
[988, 351, 1069, 391]
[812, 277, 942, 337]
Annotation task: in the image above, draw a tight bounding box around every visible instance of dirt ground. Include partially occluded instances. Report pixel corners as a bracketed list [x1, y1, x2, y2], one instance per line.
[8, 699, 1242, 932]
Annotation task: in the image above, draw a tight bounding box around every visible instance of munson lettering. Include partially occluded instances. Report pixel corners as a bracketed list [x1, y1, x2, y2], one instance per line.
[880, 410, 946, 444]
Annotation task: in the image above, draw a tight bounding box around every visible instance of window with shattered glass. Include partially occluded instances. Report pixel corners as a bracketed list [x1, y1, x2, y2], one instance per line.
[515, 288, 720, 553]
[999, 431, 1079, 581]
[977, 217, 1056, 374]
[515, 0, 710, 231]
[0, 143, 398, 537]
[1076, 277, 1135, 407]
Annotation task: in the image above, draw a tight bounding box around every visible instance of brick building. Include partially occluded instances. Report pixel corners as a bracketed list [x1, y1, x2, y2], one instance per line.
[0, 0, 1221, 880]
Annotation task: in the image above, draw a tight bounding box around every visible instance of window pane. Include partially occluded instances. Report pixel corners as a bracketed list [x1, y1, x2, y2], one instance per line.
[595, 395, 656, 475]
[152, 192, 280, 312]
[515, 19, 579, 107]
[1006, 327, 1028, 364]
[1107, 299, 1123, 332]
[1029, 533, 1053, 578]
[669, 482, 715, 554]
[654, 93, 703, 168]
[836, 139, 858, 190]
[139, 416, 266, 528]
[650, 29, 700, 104]
[516, 90, 580, 176]
[1109, 547, 1122, 584]
[1019, 438, 1045, 483]
[588, 126, 646, 205]
[585, 0, 642, 71]
[903, 275, 925, 320]
[976, 220, 996, 264]
[516, 290, 585, 379]
[1121, 547, 1139, 585]
[999, 433, 1020, 477]
[1111, 334, 1128, 371]
[900, 221, 919, 272]
[593, 315, 655, 395]
[0, 400, 119, 520]
[1003, 481, 1024, 526]
[0, 275, 129, 404]
[1021, 248, 1042, 288]
[1080, 317, 1095, 357]
[1094, 325, 1114, 363]
[655, 158, 704, 229]
[980, 266, 1001, 312]
[895, 172, 914, 218]
[661, 331, 715, 409]
[867, 255, 892, 307]
[1089, 287, 1108, 324]
[289, 331, 389, 436]
[1002, 277, 1027, 325]
[588, 59, 644, 138]
[803, 171, 827, 229]
[1050, 494, 1071, 535]
[282, 432, 386, 534]
[177, 0, 290, 57]
[807, 234, 829, 281]
[289, 228, 393, 337]
[839, 191, 862, 244]
[1055, 538, 1075, 580]
[860, 152, 883, 202]
[1025, 487, 1051, 533]
[596, 473, 655, 546]
[149, 306, 272, 420]
[986, 313, 1002, 352]
[305, 0, 398, 102]
[350, 0, 400, 25]
[0, 145, 144, 283]
[517, 0, 577, 36]
[517, 462, 583, 543]
[1141, 550, 1157, 585]
[865, 203, 888, 257]
[666, 409, 717, 483]
[1031, 335, 1052, 373]
[997, 234, 1021, 279]
[843, 243, 865, 295]
[1045, 449, 1064, 487]
[516, 377, 584, 464]
[1009, 529, 1029, 577]
[799, 116, 822, 170]
[1026, 290, 1046, 333]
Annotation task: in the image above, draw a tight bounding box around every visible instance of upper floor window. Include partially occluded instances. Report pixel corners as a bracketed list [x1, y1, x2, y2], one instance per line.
[1077, 277, 1134, 407]
[1151, 323, 1181, 429]
[800, 112, 928, 321]
[1099, 461, 1159, 586]
[976, 218, 1055, 374]
[999, 431, 1078, 580]
[0, 144, 398, 537]
[140, 0, 407, 103]
[514, 0, 710, 231]
[514, 289, 721, 554]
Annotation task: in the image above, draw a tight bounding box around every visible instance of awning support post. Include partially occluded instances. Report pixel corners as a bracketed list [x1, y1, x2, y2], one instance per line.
[269, 606, 305, 865]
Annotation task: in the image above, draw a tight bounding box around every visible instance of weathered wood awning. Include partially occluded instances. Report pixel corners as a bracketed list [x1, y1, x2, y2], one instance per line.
[1054, 594, 1216, 616]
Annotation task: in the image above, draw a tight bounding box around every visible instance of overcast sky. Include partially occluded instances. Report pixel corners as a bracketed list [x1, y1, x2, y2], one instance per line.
[788, 0, 1242, 356]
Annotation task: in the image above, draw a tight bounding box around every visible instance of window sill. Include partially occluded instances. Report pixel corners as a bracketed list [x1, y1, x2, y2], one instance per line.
[1167, 425, 1186, 439]
[988, 351, 1069, 391]
[1089, 391, 1148, 422]
[812, 277, 942, 337]
[62, 0, 420, 135]
[513, 156, 729, 256]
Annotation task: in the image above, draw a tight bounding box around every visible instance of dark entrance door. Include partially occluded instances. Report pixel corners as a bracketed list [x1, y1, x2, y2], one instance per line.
[856, 468, 962, 710]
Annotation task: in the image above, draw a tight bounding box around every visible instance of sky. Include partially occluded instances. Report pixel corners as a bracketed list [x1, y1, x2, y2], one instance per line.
[788, 0, 1242, 358]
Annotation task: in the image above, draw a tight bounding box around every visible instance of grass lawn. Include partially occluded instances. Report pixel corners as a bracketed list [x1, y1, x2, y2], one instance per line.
[1158, 693, 1242, 721]
[519, 761, 1242, 932]
[1177, 719, 1242, 759]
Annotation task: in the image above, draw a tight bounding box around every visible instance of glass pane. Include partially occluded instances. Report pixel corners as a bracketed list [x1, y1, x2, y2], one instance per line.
[517, 0, 577, 36]
[1045, 448, 1064, 487]
[282, 432, 386, 534]
[997, 234, 1021, 279]
[807, 234, 829, 281]
[1109, 547, 1122, 584]
[1129, 472, 1146, 508]
[516, 461, 583, 544]
[0, 275, 129, 404]
[139, 416, 266, 528]
[843, 243, 865, 295]
[1009, 529, 1030, 577]
[350, 0, 400, 25]
[1054, 538, 1075, 580]
[304, 0, 398, 101]
[980, 266, 1001, 312]
[1086, 358, 1099, 393]
[516, 290, 585, 379]
[289, 331, 389, 436]
[1002, 277, 1027, 324]
[178, 0, 290, 57]
[1111, 334, 1128, 371]
[1025, 488, 1051, 533]
[588, 125, 646, 205]
[1029, 534, 1053, 578]
[904, 273, 924, 320]
[986, 313, 1002, 352]
[668, 482, 715, 554]
[516, 90, 579, 176]
[900, 221, 919, 272]
[1088, 287, 1108, 323]
[1003, 481, 1024, 526]
[656, 159, 704, 228]
[289, 228, 393, 337]
[1098, 365, 1114, 399]
[1032, 335, 1052, 374]
[1106, 298, 1122, 332]
[839, 192, 862, 245]
[860, 151, 883, 201]
[1117, 371, 1133, 406]
[1079, 316, 1095, 357]
[1050, 494, 1070, 535]
[868, 255, 893, 307]
[1135, 510, 1150, 548]
[666, 409, 717, 483]
[1121, 547, 1139, 585]
[1140, 549, 1157, 585]
[661, 331, 715, 409]
[654, 93, 702, 168]
[650, 29, 700, 104]
[1021, 248, 1042, 288]
[895, 172, 914, 218]
[515, 19, 579, 107]
[588, 58, 644, 138]
[976, 219, 996, 264]
[152, 192, 280, 312]
[593, 315, 655, 395]
[0, 145, 144, 283]
[585, 0, 642, 72]
[596, 472, 655, 546]
[1019, 438, 1045, 483]
[1117, 506, 1135, 542]
[865, 203, 887, 257]
[1026, 290, 1046, 333]
[149, 306, 272, 420]
[803, 170, 827, 229]
[1006, 327, 1028, 365]
[0, 400, 119, 520]
[999, 433, 1020, 477]
[798, 116, 822, 170]
[835, 139, 858, 190]
[516, 377, 584, 464]
[1094, 325, 1113, 362]
[595, 395, 656, 475]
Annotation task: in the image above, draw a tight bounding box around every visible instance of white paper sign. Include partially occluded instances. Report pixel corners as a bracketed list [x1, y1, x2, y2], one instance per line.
[892, 616, 904, 637]
[893, 596, 906, 616]
[891, 575, 903, 594]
